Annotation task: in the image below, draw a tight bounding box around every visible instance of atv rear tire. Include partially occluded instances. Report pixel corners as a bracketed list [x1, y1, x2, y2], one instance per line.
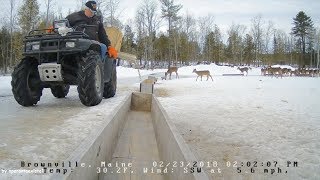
[103, 64, 117, 98]
[11, 58, 43, 106]
[77, 50, 104, 106]
[51, 85, 70, 98]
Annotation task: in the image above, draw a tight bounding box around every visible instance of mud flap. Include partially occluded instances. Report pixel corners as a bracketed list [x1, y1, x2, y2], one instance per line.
[100, 43, 113, 83]
[104, 57, 115, 83]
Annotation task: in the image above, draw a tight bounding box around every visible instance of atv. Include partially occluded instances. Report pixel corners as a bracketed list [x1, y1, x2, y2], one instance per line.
[11, 19, 117, 106]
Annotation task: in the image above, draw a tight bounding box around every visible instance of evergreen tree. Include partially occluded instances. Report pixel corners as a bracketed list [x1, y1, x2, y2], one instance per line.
[154, 34, 170, 62]
[18, 0, 40, 35]
[0, 27, 10, 73]
[159, 0, 182, 33]
[243, 34, 254, 65]
[159, 0, 182, 63]
[292, 11, 314, 65]
[121, 25, 135, 54]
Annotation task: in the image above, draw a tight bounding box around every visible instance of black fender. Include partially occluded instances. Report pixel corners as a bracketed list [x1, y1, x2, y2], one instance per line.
[104, 57, 116, 83]
[77, 39, 113, 82]
[77, 39, 100, 54]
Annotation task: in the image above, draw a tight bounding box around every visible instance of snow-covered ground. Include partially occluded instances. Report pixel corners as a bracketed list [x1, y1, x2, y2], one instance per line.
[117, 66, 166, 78]
[155, 65, 320, 180]
[0, 67, 150, 174]
[1, 65, 319, 180]
[177, 64, 261, 76]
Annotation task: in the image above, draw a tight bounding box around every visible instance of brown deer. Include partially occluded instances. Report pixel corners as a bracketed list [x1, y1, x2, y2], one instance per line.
[290, 69, 297, 76]
[193, 69, 213, 81]
[281, 68, 291, 76]
[165, 66, 179, 80]
[261, 68, 267, 76]
[268, 67, 283, 78]
[237, 67, 250, 76]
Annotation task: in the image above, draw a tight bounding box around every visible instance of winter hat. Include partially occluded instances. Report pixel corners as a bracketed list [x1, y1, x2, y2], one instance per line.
[85, 1, 97, 12]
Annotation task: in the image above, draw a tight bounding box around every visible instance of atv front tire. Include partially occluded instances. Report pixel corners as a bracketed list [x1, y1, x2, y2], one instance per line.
[11, 58, 43, 106]
[103, 64, 117, 98]
[51, 85, 70, 98]
[77, 50, 104, 106]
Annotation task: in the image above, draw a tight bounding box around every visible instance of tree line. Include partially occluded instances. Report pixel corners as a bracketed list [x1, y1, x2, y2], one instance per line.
[0, 0, 319, 74]
[122, 0, 320, 69]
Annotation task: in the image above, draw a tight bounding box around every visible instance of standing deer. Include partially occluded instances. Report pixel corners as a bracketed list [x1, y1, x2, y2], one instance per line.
[193, 69, 213, 81]
[261, 68, 267, 76]
[237, 67, 251, 76]
[165, 66, 179, 80]
[268, 67, 283, 78]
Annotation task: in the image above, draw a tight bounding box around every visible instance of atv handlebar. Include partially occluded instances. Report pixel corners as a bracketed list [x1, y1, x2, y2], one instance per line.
[26, 24, 98, 40]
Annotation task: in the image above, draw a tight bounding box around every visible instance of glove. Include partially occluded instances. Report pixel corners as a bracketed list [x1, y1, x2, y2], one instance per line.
[108, 46, 118, 59]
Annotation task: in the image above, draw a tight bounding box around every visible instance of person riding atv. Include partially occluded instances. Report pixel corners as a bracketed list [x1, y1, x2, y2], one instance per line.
[11, 0, 118, 107]
[66, 1, 117, 59]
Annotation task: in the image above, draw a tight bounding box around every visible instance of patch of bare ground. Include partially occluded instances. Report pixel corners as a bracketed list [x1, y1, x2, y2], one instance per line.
[154, 88, 171, 97]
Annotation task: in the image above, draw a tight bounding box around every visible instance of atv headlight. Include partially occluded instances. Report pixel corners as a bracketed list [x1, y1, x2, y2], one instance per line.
[26, 42, 40, 51]
[66, 41, 75, 48]
[32, 44, 40, 50]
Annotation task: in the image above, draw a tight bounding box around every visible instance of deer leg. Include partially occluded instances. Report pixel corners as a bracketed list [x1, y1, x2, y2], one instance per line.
[176, 72, 179, 79]
[210, 75, 213, 81]
[201, 75, 203, 81]
[206, 76, 209, 81]
[196, 76, 198, 81]
[170, 73, 172, 80]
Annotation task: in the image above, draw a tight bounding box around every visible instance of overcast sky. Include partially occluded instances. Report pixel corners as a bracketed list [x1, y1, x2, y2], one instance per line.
[1, 0, 319, 37]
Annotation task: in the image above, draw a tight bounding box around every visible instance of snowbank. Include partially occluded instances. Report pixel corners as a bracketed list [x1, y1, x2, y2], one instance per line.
[156, 76, 320, 180]
[176, 64, 261, 76]
[271, 65, 296, 70]
[0, 76, 12, 96]
[117, 66, 166, 78]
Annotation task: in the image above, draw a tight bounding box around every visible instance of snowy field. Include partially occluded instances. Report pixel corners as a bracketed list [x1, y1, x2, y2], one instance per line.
[154, 65, 320, 180]
[0, 65, 165, 175]
[0, 67, 145, 174]
[1, 65, 319, 180]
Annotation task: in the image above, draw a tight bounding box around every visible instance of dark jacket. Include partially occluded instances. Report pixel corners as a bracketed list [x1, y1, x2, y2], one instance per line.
[66, 11, 111, 47]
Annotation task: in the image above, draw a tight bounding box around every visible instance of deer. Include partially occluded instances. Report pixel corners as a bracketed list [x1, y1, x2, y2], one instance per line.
[165, 66, 179, 80]
[237, 67, 251, 76]
[192, 69, 213, 81]
[261, 68, 267, 76]
[281, 68, 291, 76]
[268, 67, 283, 78]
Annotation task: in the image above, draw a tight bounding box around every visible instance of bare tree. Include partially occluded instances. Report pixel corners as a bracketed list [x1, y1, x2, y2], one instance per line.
[251, 15, 264, 66]
[135, 0, 161, 69]
[104, 0, 121, 27]
[316, 28, 320, 69]
[198, 15, 214, 61]
[9, 0, 14, 68]
[183, 11, 196, 37]
[314, 27, 320, 69]
[227, 23, 246, 65]
[182, 12, 197, 61]
[135, 8, 147, 66]
[45, 0, 55, 26]
[263, 20, 274, 64]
